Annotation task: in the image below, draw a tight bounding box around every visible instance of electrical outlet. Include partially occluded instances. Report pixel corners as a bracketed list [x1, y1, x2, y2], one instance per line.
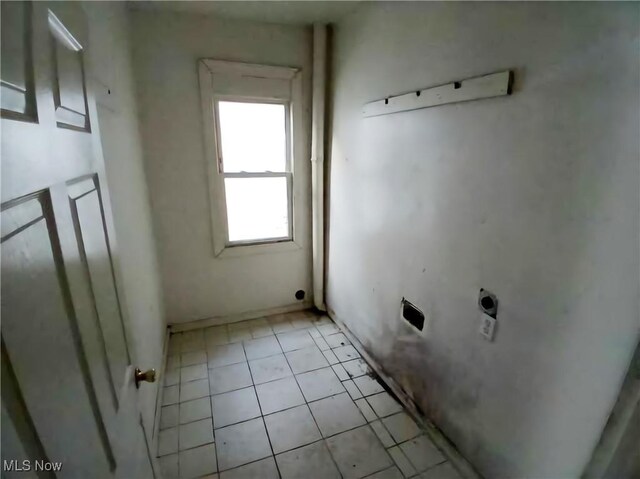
[479, 313, 496, 341]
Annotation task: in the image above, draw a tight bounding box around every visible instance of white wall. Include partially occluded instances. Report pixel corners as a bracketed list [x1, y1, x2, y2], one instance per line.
[327, 3, 640, 478]
[84, 2, 166, 434]
[130, 10, 313, 324]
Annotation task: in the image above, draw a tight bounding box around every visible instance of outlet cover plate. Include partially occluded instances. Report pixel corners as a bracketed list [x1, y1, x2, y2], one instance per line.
[479, 313, 496, 341]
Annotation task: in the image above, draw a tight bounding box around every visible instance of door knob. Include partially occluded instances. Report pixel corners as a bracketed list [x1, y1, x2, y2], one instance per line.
[134, 368, 156, 388]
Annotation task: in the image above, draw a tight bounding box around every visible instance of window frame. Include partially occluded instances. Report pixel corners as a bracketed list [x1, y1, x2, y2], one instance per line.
[199, 59, 303, 258]
[213, 96, 293, 246]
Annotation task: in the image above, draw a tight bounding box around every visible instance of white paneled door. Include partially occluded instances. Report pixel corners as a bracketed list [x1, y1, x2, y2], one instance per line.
[1, 2, 154, 478]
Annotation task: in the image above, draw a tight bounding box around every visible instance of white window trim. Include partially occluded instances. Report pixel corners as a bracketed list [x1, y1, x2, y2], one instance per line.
[199, 60, 304, 258]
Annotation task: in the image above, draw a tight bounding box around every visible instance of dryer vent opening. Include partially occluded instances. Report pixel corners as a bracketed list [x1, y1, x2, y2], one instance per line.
[402, 298, 425, 331]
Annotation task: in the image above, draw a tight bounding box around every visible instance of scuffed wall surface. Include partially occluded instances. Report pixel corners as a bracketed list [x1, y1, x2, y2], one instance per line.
[327, 3, 640, 477]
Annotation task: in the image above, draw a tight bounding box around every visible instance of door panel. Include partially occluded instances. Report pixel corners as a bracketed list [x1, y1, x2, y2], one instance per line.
[0, 193, 113, 477]
[1, 340, 51, 479]
[0, 3, 91, 203]
[0, 1, 36, 119]
[1, 2, 154, 477]
[48, 9, 89, 131]
[67, 176, 130, 406]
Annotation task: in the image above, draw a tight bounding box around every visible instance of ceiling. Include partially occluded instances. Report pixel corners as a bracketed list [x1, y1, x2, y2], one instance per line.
[127, 1, 361, 26]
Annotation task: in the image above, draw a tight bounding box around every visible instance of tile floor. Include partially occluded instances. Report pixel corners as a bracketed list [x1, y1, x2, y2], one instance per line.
[157, 310, 463, 479]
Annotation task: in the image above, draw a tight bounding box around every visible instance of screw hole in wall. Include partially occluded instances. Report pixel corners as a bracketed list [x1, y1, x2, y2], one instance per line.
[454, 81, 462, 89]
[295, 290, 305, 300]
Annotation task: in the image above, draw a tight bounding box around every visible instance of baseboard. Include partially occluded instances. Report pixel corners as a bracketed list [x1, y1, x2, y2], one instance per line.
[169, 301, 313, 332]
[329, 312, 482, 479]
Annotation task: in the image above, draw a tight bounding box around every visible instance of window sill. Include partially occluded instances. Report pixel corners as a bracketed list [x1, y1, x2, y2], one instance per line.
[215, 239, 302, 258]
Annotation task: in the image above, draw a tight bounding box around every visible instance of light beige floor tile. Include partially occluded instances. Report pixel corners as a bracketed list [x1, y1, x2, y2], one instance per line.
[208, 343, 246, 368]
[255, 376, 305, 415]
[248, 354, 292, 384]
[296, 367, 345, 402]
[309, 392, 366, 437]
[276, 440, 340, 479]
[219, 457, 279, 479]
[179, 443, 217, 479]
[326, 425, 393, 479]
[161, 405, 179, 430]
[215, 418, 272, 471]
[244, 336, 282, 360]
[286, 346, 329, 374]
[399, 435, 444, 473]
[181, 378, 210, 402]
[159, 427, 179, 456]
[180, 397, 212, 424]
[276, 330, 315, 352]
[353, 375, 385, 397]
[334, 345, 361, 362]
[179, 418, 214, 450]
[366, 392, 403, 418]
[209, 362, 252, 395]
[211, 387, 261, 428]
[264, 405, 321, 453]
[381, 413, 420, 443]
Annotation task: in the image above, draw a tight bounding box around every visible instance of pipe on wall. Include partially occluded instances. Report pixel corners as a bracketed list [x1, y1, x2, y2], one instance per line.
[311, 23, 327, 311]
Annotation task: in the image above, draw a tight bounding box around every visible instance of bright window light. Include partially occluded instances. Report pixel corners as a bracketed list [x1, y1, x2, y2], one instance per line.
[216, 100, 292, 244]
[225, 177, 289, 242]
[218, 102, 286, 173]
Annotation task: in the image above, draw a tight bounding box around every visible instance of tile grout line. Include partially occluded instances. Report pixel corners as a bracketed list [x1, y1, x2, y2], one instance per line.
[238, 337, 284, 479]
[175, 329, 217, 477]
[174, 346, 387, 418]
[161, 388, 399, 455]
[169, 352, 367, 395]
[279, 324, 346, 479]
[160, 392, 402, 456]
[176, 335, 183, 477]
[169, 339, 360, 378]
[203, 341, 220, 479]
[172, 388, 383, 441]
[173, 326, 354, 368]
[286, 317, 403, 476]
[167, 364, 379, 422]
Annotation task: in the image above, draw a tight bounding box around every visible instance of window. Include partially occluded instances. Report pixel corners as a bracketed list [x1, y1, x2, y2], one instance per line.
[199, 60, 302, 256]
[216, 101, 292, 244]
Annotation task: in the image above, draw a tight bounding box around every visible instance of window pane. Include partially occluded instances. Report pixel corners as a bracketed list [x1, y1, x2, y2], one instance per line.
[225, 177, 289, 242]
[218, 101, 287, 173]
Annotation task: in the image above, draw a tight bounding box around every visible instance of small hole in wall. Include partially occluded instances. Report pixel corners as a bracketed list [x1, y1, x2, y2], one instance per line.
[454, 81, 462, 89]
[384, 98, 389, 105]
[478, 288, 498, 318]
[108, 89, 111, 95]
[295, 290, 305, 300]
[480, 295, 495, 311]
[416, 91, 421, 97]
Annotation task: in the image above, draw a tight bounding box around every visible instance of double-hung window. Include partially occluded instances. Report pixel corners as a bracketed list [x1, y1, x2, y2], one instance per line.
[216, 100, 292, 244]
[199, 60, 302, 256]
